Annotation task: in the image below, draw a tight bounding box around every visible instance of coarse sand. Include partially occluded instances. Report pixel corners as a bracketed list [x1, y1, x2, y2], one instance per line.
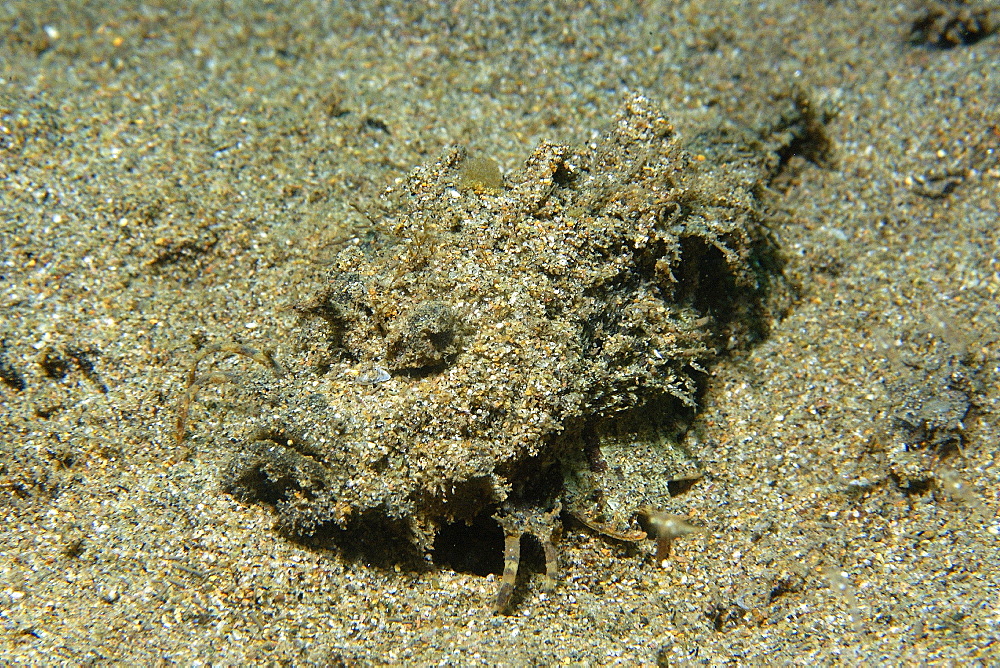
[2, 1, 999, 665]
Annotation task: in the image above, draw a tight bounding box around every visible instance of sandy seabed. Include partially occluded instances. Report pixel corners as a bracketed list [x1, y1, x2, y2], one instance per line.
[2, 1, 999, 665]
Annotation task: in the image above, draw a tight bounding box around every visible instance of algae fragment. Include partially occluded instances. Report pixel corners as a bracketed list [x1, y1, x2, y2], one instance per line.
[458, 153, 504, 192]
